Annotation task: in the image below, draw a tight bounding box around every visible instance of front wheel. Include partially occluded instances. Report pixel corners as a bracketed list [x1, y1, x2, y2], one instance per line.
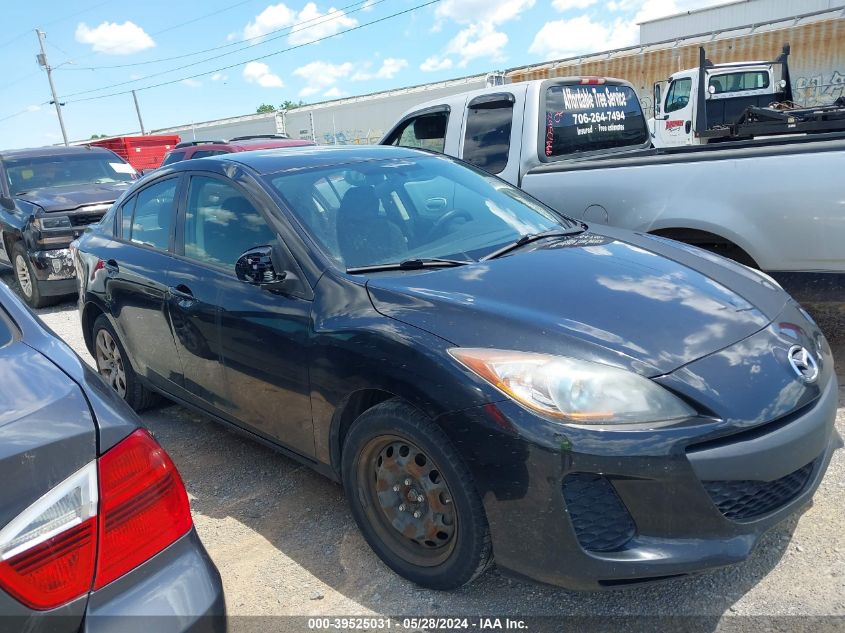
[342, 399, 492, 590]
[12, 242, 56, 309]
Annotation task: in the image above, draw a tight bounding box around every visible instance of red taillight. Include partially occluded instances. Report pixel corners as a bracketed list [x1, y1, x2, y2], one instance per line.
[94, 429, 192, 589]
[0, 429, 192, 609]
[579, 77, 606, 85]
[0, 518, 96, 609]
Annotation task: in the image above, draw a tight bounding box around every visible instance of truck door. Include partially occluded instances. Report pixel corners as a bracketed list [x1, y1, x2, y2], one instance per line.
[653, 76, 693, 147]
[458, 87, 526, 186]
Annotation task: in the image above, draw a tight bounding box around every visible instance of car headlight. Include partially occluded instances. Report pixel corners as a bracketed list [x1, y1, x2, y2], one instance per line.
[449, 348, 695, 425]
[33, 216, 72, 230]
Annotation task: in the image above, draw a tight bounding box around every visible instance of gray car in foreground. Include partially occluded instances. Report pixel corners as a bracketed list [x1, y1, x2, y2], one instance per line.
[0, 281, 225, 631]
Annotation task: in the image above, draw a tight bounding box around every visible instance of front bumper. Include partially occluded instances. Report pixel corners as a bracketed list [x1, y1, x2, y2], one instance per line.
[28, 248, 77, 296]
[83, 528, 226, 632]
[438, 312, 840, 590]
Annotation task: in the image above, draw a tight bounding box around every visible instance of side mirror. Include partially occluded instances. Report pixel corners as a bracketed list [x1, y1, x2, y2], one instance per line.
[779, 79, 787, 89]
[235, 245, 296, 294]
[0, 195, 15, 211]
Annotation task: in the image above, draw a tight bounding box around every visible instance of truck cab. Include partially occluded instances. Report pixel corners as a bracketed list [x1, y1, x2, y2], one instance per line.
[650, 49, 790, 148]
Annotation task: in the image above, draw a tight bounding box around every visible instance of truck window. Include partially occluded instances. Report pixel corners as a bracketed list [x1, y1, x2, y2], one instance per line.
[543, 83, 647, 158]
[4, 152, 136, 194]
[709, 71, 769, 94]
[664, 78, 691, 113]
[162, 151, 186, 165]
[462, 95, 513, 175]
[386, 112, 448, 153]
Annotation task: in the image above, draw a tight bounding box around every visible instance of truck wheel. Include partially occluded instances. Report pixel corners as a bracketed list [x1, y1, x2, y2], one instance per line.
[12, 241, 56, 309]
[92, 314, 159, 412]
[342, 399, 493, 590]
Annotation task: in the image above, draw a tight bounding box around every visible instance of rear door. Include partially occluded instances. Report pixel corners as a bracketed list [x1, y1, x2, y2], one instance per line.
[458, 87, 526, 185]
[107, 175, 185, 391]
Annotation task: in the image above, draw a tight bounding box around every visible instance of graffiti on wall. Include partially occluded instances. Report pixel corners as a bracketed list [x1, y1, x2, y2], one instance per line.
[794, 70, 845, 106]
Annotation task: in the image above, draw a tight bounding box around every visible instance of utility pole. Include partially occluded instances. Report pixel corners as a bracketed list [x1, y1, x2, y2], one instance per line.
[35, 29, 68, 146]
[131, 90, 146, 135]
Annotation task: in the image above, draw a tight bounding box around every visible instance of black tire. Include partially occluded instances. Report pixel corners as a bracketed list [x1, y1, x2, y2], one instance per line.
[342, 399, 493, 590]
[11, 241, 57, 309]
[91, 314, 159, 412]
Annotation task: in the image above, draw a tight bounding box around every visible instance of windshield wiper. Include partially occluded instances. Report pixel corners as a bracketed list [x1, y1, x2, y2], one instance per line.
[346, 257, 472, 274]
[480, 227, 586, 261]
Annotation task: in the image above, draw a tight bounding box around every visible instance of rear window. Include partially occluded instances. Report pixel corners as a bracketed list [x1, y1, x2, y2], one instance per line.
[709, 71, 770, 94]
[162, 151, 186, 166]
[543, 83, 647, 158]
[462, 95, 513, 175]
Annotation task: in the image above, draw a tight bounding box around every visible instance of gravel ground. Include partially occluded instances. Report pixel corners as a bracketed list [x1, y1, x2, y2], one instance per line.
[2, 269, 843, 630]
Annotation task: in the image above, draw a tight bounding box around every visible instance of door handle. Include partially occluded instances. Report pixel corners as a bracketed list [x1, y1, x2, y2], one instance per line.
[685, 121, 692, 134]
[168, 284, 195, 301]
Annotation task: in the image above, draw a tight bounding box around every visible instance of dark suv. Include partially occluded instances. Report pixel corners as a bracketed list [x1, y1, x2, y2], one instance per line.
[161, 135, 313, 166]
[0, 146, 137, 307]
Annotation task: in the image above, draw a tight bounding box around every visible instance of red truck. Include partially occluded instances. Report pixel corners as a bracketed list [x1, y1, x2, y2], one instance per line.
[87, 135, 180, 171]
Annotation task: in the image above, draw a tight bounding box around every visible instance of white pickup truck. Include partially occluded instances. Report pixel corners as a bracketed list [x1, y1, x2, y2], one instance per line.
[380, 76, 845, 299]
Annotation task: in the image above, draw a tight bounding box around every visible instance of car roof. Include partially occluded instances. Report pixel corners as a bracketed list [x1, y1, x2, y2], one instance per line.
[0, 145, 116, 159]
[204, 144, 427, 175]
[228, 139, 314, 151]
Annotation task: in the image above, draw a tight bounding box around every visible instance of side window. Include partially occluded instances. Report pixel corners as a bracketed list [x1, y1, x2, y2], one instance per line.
[664, 78, 692, 113]
[462, 96, 514, 175]
[190, 149, 229, 159]
[386, 111, 448, 153]
[162, 151, 186, 166]
[128, 178, 178, 250]
[183, 176, 277, 270]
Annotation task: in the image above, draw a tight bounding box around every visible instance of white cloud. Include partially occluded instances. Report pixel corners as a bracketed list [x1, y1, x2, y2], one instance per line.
[529, 15, 636, 59]
[181, 78, 202, 88]
[420, 55, 453, 72]
[446, 22, 509, 67]
[427, 0, 534, 67]
[240, 2, 357, 46]
[211, 73, 229, 82]
[75, 21, 155, 55]
[293, 60, 352, 96]
[552, 0, 597, 10]
[323, 86, 343, 97]
[26, 105, 41, 112]
[362, 0, 375, 10]
[243, 3, 296, 39]
[352, 58, 408, 81]
[435, 0, 534, 26]
[243, 61, 284, 88]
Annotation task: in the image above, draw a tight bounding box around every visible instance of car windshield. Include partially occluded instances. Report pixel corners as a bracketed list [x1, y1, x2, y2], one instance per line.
[265, 155, 576, 269]
[5, 153, 137, 194]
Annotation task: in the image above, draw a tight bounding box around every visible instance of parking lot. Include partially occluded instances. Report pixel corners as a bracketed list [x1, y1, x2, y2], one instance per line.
[3, 267, 843, 626]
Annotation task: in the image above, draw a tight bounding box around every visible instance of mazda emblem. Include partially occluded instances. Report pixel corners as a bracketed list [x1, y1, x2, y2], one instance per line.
[788, 345, 819, 383]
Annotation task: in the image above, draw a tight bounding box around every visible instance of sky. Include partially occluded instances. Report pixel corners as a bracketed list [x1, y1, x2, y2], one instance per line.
[0, 0, 725, 148]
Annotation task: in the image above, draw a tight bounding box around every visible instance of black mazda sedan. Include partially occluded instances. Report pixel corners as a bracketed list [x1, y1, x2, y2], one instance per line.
[73, 145, 840, 590]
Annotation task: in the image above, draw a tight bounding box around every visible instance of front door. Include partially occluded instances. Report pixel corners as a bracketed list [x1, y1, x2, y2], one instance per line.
[654, 76, 693, 148]
[177, 173, 315, 457]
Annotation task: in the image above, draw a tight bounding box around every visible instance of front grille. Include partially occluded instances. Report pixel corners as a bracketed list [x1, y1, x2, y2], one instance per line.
[562, 474, 636, 552]
[70, 213, 104, 227]
[702, 461, 815, 521]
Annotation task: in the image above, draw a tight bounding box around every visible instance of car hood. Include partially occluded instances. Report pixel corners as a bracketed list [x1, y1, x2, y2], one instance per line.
[366, 229, 789, 377]
[16, 182, 131, 212]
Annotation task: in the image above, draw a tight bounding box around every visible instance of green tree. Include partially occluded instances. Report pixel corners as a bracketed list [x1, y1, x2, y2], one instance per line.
[255, 100, 306, 114]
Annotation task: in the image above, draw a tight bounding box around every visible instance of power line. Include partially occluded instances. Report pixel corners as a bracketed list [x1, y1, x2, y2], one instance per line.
[59, 0, 389, 98]
[0, 107, 38, 125]
[61, 0, 386, 72]
[62, 0, 440, 104]
[62, 0, 264, 61]
[0, 0, 114, 52]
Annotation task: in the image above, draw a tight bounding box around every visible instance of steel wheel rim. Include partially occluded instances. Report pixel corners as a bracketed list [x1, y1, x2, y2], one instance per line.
[358, 434, 458, 567]
[95, 329, 127, 398]
[14, 255, 32, 298]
